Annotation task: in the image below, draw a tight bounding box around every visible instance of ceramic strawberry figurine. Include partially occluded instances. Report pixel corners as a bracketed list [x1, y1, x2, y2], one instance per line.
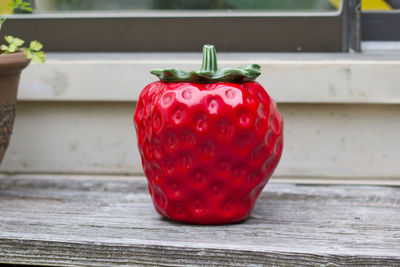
[134, 44, 283, 224]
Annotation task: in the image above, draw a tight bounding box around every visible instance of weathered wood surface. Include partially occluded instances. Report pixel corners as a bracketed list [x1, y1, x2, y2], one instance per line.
[0, 176, 399, 266]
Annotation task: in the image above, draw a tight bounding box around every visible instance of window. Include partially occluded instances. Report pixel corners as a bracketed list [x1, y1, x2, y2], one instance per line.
[4, 0, 400, 52]
[361, 0, 400, 41]
[1, 0, 363, 52]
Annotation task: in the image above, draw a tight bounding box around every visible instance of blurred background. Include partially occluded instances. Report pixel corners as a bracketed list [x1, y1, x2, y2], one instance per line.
[2, 0, 400, 52]
[32, 0, 339, 11]
[12, 0, 400, 12]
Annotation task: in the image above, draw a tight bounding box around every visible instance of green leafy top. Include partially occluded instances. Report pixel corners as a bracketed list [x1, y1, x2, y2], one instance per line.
[151, 45, 261, 83]
[1, 36, 45, 63]
[0, 0, 45, 63]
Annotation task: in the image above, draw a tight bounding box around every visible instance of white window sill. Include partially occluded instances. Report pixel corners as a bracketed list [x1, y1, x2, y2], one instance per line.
[18, 49, 400, 104]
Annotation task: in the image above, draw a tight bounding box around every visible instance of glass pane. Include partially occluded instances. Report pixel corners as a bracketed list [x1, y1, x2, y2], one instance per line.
[32, 0, 338, 13]
[361, 0, 400, 11]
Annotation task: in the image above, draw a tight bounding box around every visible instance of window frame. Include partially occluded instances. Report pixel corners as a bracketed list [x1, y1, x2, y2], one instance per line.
[362, 10, 400, 41]
[0, 0, 363, 52]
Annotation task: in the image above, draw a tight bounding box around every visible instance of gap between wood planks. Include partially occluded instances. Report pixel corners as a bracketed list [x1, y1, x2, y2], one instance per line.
[0, 173, 399, 186]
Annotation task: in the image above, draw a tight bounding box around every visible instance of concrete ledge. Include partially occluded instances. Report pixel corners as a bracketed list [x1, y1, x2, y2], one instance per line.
[1, 103, 399, 178]
[18, 51, 400, 103]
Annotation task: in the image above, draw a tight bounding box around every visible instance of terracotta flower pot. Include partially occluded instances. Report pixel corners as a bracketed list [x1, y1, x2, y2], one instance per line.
[0, 52, 30, 165]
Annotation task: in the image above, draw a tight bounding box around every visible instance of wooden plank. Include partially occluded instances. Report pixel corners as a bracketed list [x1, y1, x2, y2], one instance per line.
[0, 176, 399, 266]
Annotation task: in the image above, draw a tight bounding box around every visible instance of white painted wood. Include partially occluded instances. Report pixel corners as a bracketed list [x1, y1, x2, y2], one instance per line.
[1, 103, 400, 179]
[1, 102, 141, 174]
[18, 52, 400, 103]
[0, 175, 399, 266]
[362, 41, 400, 52]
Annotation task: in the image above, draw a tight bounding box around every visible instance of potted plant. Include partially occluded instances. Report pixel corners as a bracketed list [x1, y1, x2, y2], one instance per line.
[0, 0, 44, 165]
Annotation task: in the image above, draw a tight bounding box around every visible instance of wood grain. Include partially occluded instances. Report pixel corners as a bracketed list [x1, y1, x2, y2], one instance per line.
[0, 176, 399, 266]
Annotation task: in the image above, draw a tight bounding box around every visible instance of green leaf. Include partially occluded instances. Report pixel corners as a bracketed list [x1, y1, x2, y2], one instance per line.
[8, 0, 32, 12]
[8, 43, 17, 52]
[24, 48, 32, 59]
[20, 2, 32, 12]
[31, 51, 45, 63]
[9, 0, 18, 10]
[4, 35, 14, 44]
[12, 0, 22, 9]
[21, 6, 31, 11]
[0, 44, 9, 51]
[12, 37, 24, 46]
[4, 35, 23, 46]
[29, 40, 43, 51]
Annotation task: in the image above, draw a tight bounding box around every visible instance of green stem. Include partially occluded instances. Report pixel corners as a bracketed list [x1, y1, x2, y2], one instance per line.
[150, 44, 260, 83]
[200, 44, 218, 73]
[0, 17, 5, 32]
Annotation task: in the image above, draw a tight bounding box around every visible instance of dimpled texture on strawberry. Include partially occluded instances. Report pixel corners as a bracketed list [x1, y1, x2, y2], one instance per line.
[134, 81, 283, 224]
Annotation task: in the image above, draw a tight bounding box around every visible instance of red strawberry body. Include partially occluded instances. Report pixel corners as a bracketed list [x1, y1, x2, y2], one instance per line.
[134, 81, 283, 224]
